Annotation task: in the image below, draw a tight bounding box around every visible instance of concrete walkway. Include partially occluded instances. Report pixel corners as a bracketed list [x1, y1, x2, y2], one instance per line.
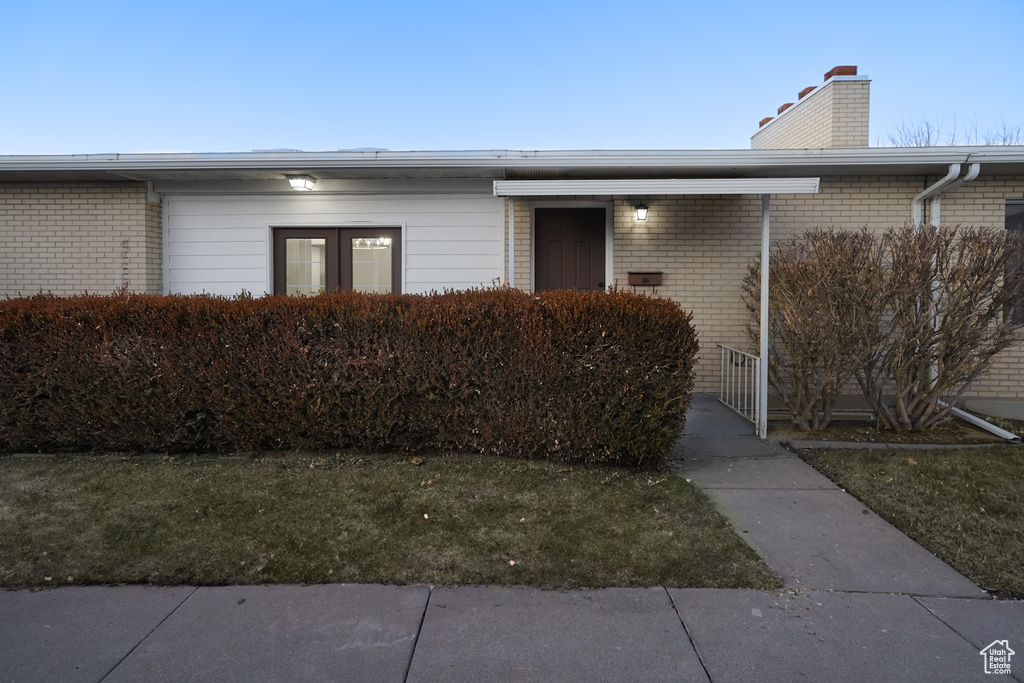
[2, 396, 1022, 682]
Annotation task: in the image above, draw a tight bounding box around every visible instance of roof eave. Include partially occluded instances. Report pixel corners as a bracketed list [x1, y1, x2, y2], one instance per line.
[1, 147, 1023, 182]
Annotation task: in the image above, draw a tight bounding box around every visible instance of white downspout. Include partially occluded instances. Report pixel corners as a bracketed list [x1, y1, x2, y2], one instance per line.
[908, 162, 1010, 438]
[758, 194, 770, 439]
[912, 163, 960, 228]
[939, 401, 1021, 442]
[930, 163, 980, 226]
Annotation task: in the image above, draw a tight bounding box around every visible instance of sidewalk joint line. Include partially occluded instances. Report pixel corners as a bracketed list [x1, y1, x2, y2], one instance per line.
[98, 585, 198, 682]
[664, 587, 714, 683]
[910, 595, 996, 653]
[402, 585, 433, 683]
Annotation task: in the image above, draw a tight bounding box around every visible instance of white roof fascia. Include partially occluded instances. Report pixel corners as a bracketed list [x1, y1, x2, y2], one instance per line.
[493, 178, 821, 196]
[1, 148, 1023, 173]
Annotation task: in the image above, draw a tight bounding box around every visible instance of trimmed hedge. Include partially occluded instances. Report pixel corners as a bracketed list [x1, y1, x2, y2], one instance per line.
[0, 288, 697, 468]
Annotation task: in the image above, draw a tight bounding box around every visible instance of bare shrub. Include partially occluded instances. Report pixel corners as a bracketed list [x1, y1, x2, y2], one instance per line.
[857, 225, 1024, 432]
[743, 229, 887, 430]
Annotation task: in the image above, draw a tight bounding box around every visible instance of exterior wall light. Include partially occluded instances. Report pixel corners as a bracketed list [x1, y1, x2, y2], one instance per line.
[634, 203, 649, 221]
[286, 175, 316, 191]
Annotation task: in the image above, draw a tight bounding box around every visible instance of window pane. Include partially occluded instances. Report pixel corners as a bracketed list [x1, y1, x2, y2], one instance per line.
[284, 238, 326, 296]
[352, 237, 393, 293]
[352, 261, 371, 289]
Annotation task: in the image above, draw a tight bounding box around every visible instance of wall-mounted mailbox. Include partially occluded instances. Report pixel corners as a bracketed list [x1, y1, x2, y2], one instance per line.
[627, 271, 663, 286]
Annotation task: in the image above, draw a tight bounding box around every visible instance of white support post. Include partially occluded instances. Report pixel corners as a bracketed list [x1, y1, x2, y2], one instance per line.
[758, 194, 770, 439]
[508, 197, 515, 288]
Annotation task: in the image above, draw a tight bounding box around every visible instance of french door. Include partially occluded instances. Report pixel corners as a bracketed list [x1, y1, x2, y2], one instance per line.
[273, 228, 401, 295]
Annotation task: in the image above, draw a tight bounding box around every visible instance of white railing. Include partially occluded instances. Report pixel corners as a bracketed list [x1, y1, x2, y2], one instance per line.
[719, 344, 760, 425]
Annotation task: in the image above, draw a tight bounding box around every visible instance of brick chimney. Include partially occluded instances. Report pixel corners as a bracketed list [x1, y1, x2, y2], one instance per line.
[751, 66, 870, 149]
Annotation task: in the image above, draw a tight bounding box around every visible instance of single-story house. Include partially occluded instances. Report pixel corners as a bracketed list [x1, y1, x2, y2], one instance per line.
[2, 66, 1023, 426]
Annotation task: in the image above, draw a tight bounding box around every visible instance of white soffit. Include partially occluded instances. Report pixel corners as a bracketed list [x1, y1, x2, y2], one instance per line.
[493, 178, 820, 196]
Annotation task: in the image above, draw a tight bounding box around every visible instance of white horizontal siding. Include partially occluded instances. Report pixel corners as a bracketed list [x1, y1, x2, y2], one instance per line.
[170, 268, 268, 283]
[167, 241, 266, 257]
[164, 191, 504, 296]
[169, 254, 265, 270]
[406, 240, 501, 255]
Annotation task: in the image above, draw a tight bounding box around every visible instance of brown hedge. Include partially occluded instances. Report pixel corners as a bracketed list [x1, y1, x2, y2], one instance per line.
[0, 288, 697, 468]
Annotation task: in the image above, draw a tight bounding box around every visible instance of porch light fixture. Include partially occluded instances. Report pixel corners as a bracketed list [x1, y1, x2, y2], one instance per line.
[286, 175, 316, 191]
[634, 203, 649, 221]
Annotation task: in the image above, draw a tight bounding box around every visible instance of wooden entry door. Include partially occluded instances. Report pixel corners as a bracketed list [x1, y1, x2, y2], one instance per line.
[535, 208, 606, 291]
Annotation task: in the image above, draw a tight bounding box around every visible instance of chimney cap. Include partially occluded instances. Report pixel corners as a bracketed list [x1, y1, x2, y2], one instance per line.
[824, 65, 857, 80]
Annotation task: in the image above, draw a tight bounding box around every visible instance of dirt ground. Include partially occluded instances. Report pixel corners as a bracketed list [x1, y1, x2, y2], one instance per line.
[768, 418, 1006, 445]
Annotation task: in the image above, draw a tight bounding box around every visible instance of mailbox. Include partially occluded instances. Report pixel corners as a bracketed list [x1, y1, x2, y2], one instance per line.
[627, 272, 663, 286]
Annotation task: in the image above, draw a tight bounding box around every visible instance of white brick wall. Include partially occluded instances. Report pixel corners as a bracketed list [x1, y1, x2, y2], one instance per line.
[751, 78, 870, 149]
[0, 182, 162, 296]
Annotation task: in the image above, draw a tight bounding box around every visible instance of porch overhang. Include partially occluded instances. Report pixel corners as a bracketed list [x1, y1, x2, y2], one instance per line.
[495, 176, 818, 442]
[492, 177, 820, 196]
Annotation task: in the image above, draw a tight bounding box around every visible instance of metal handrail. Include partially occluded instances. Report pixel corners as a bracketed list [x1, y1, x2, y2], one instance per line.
[718, 344, 760, 425]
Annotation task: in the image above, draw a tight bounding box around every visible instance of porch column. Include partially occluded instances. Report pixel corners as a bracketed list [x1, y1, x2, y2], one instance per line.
[508, 197, 515, 288]
[758, 194, 770, 439]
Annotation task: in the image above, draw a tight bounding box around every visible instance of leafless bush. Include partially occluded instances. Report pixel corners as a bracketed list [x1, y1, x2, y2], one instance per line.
[857, 225, 1024, 432]
[743, 229, 887, 430]
[745, 225, 1024, 433]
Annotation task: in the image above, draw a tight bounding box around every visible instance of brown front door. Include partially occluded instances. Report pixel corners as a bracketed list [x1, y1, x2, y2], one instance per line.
[535, 208, 606, 291]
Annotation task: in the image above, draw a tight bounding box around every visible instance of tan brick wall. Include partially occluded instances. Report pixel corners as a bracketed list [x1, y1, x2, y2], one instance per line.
[144, 197, 163, 293]
[613, 194, 763, 392]
[0, 182, 163, 296]
[751, 79, 870, 149]
[509, 176, 1024, 401]
[942, 176, 1024, 399]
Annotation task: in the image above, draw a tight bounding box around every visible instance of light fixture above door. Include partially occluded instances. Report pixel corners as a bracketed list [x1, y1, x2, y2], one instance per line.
[286, 175, 316, 191]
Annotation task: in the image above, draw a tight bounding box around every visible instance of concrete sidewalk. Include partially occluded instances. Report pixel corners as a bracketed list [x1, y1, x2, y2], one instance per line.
[3, 582, 1021, 682]
[2, 396, 1022, 682]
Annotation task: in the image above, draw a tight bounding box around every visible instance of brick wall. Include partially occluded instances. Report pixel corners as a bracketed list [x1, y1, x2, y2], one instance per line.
[751, 76, 870, 149]
[941, 176, 1024, 400]
[508, 175, 1024, 402]
[0, 182, 163, 296]
[502, 197, 531, 290]
[612, 194, 763, 392]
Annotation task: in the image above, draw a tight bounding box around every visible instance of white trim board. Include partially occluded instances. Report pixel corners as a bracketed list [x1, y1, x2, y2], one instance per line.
[494, 178, 820, 196]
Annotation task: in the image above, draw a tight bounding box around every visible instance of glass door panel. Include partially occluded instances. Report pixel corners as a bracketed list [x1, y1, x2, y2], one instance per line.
[284, 238, 327, 296]
[351, 237, 393, 293]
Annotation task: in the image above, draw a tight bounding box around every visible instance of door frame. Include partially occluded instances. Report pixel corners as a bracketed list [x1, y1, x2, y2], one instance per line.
[529, 200, 613, 293]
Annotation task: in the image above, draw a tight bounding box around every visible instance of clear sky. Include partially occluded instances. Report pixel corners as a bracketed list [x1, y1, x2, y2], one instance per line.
[2, 0, 1021, 155]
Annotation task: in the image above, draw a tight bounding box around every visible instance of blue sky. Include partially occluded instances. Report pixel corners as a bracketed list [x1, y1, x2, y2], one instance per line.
[2, 0, 1021, 154]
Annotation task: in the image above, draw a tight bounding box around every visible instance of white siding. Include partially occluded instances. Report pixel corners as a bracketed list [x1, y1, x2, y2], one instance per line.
[163, 191, 505, 296]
